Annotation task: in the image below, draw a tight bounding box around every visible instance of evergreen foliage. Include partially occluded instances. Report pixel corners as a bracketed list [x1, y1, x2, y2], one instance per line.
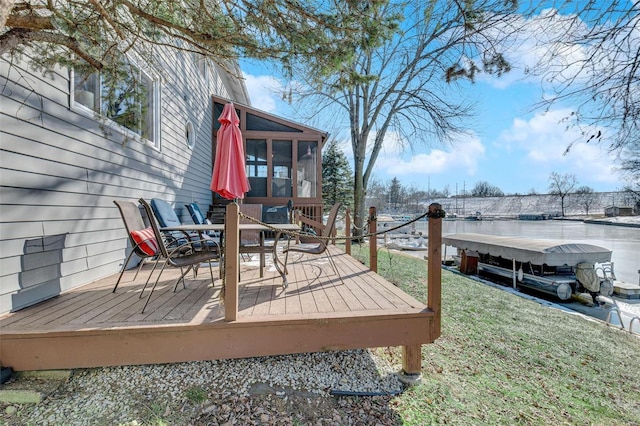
[388, 177, 403, 210]
[321, 139, 353, 212]
[1, 0, 399, 82]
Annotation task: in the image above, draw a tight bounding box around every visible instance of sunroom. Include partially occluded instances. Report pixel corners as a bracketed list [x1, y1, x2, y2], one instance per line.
[210, 97, 328, 223]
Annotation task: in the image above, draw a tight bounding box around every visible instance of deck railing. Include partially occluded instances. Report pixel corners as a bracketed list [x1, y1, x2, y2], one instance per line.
[224, 202, 444, 378]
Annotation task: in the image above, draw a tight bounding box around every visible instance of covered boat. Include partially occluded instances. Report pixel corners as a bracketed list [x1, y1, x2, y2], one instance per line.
[442, 233, 613, 300]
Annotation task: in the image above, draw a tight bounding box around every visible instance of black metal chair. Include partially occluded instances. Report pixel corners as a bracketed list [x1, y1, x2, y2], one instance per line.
[112, 200, 161, 293]
[185, 202, 219, 236]
[276, 203, 342, 279]
[138, 198, 221, 313]
[152, 198, 219, 249]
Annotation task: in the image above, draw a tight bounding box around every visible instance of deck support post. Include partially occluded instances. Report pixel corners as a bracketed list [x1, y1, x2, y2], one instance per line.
[225, 202, 240, 321]
[345, 208, 351, 255]
[400, 344, 423, 385]
[427, 203, 443, 340]
[399, 203, 443, 383]
[369, 206, 377, 273]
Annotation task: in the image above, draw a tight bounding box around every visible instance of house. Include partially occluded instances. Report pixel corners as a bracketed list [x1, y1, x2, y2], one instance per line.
[605, 206, 635, 217]
[0, 46, 250, 314]
[0, 18, 442, 380]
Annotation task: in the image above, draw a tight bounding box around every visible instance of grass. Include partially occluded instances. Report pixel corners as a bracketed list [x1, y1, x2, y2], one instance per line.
[349, 243, 640, 425]
[184, 386, 208, 404]
[4, 242, 637, 425]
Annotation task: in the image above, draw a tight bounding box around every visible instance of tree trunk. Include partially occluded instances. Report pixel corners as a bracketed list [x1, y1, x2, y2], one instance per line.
[353, 152, 366, 239]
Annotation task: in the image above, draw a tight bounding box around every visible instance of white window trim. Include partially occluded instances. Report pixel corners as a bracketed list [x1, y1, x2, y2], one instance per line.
[70, 63, 162, 150]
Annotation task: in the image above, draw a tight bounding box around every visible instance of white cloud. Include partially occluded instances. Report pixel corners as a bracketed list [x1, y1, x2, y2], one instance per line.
[498, 109, 619, 186]
[376, 134, 485, 178]
[478, 8, 595, 90]
[500, 109, 574, 162]
[379, 131, 404, 156]
[242, 72, 284, 113]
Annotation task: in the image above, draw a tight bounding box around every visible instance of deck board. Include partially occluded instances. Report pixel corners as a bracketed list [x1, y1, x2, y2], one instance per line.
[0, 245, 438, 371]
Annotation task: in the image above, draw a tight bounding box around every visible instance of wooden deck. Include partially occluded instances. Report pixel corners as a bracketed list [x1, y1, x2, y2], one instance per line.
[0, 245, 437, 371]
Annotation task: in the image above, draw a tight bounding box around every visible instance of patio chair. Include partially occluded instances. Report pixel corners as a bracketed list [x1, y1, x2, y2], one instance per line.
[239, 203, 267, 277]
[262, 200, 294, 224]
[112, 200, 160, 293]
[276, 203, 342, 279]
[151, 198, 219, 249]
[185, 202, 219, 237]
[139, 198, 221, 313]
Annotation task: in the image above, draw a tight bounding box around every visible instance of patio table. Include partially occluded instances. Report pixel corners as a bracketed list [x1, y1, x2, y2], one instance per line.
[160, 223, 300, 286]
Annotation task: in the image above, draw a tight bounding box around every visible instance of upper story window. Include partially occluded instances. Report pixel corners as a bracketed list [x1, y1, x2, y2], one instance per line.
[72, 60, 160, 147]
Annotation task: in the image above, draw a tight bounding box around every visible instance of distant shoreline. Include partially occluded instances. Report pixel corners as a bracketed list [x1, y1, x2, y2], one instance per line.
[554, 216, 640, 228]
[428, 191, 637, 219]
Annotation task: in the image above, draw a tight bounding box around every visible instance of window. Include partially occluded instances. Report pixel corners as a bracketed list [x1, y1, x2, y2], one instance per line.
[297, 141, 318, 198]
[185, 121, 195, 149]
[243, 138, 320, 199]
[245, 139, 268, 197]
[73, 61, 160, 146]
[272, 140, 292, 197]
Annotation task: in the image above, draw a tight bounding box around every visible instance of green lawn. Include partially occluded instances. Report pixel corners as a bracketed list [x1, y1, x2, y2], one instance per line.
[350, 243, 640, 425]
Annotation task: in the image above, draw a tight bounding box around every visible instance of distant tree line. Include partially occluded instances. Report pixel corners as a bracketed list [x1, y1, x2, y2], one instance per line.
[356, 171, 638, 216]
[322, 145, 639, 215]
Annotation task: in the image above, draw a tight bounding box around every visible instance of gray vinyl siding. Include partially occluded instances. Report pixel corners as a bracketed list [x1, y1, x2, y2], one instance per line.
[0, 46, 249, 313]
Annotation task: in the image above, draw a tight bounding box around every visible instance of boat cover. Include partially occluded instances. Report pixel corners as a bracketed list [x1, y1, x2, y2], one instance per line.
[442, 233, 612, 266]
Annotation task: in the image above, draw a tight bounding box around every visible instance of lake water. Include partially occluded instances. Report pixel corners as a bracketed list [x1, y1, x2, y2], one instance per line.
[409, 219, 640, 284]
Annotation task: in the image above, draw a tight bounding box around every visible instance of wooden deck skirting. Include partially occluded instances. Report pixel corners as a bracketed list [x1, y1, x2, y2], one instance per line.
[0, 204, 443, 373]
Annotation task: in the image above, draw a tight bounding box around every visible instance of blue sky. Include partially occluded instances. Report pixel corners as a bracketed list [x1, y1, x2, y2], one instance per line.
[239, 7, 626, 196]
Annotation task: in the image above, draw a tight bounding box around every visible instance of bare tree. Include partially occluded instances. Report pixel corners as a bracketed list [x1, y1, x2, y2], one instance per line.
[574, 185, 596, 215]
[364, 176, 388, 213]
[618, 143, 640, 183]
[623, 185, 640, 214]
[405, 186, 426, 214]
[548, 172, 577, 217]
[289, 1, 520, 236]
[471, 181, 504, 197]
[528, 1, 639, 168]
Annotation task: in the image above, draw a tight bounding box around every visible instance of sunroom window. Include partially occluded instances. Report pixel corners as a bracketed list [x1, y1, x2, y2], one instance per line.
[73, 61, 160, 146]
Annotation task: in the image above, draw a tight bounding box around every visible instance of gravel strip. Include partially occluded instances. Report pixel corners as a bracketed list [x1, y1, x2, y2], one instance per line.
[3, 349, 404, 425]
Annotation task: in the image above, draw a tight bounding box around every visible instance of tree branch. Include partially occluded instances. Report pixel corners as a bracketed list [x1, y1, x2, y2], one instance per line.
[5, 13, 54, 30]
[0, 28, 103, 69]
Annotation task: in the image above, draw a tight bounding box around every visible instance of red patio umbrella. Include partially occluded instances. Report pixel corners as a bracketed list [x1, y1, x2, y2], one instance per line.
[210, 103, 250, 200]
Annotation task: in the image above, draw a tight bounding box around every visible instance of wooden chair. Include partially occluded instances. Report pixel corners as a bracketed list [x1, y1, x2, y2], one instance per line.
[138, 198, 221, 313]
[276, 203, 342, 279]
